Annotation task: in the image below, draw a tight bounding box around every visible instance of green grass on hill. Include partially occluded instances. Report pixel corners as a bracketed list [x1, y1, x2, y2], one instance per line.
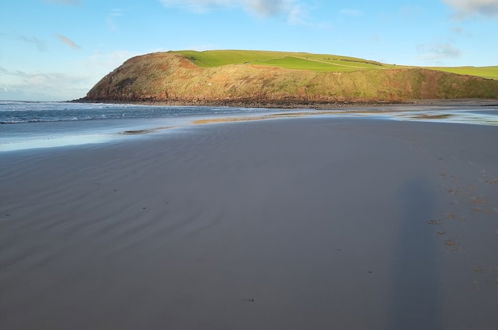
[428, 66, 498, 80]
[259, 57, 366, 72]
[173, 50, 391, 73]
[172, 50, 498, 80]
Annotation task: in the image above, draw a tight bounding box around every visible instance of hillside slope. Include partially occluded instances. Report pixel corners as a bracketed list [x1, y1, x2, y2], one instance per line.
[85, 51, 498, 105]
[428, 66, 498, 80]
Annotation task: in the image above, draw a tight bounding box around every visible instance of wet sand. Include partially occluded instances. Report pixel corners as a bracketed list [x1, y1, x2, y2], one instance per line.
[1, 117, 498, 330]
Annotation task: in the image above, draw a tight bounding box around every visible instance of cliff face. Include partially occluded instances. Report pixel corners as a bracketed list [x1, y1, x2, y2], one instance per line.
[85, 52, 498, 104]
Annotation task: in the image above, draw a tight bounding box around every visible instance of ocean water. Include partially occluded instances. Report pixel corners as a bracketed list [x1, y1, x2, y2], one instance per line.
[1, 101, 498, 152]
[0, 101, 287, 152]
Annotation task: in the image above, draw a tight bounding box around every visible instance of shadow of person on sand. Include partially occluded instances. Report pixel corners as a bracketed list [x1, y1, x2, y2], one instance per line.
[388, 178, 441, 330]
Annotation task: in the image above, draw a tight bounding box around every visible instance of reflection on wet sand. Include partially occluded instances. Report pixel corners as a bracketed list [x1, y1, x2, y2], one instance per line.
[411, 114, 453, 120]
[120, 126, 174, 135]
[191, 109, 498, 127]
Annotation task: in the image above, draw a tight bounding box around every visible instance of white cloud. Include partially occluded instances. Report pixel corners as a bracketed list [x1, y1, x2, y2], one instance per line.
[160, 0, 305, 23]
[17, 35, 47, 51]
[443, 0, 498, 17]
[0, 34, 47, 51]
[107, 8, 125, 32]
[56, 34, 80, 49]
[417, 42, 462, 63]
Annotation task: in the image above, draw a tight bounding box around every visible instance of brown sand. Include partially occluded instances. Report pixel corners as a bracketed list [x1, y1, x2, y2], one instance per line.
[1, 118, 498, 330]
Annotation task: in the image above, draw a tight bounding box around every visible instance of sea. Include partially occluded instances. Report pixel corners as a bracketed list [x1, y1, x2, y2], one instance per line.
[0, 101, 289, 152]
[1, 101, 498, 152]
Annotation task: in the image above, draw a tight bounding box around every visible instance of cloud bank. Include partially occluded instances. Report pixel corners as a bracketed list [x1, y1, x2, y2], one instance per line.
[0, 66, 89, 101]
[160, 0, 304, 23]
[443, 0, 498, 17]
[0, 50, 138, 101]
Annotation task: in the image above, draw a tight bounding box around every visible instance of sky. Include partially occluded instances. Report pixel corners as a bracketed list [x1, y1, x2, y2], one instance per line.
[1, 0, 498, 101]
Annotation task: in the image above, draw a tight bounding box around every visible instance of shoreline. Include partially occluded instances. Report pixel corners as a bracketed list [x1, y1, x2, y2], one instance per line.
[2, 104, 498, 153]
[74, 98, 498, 109]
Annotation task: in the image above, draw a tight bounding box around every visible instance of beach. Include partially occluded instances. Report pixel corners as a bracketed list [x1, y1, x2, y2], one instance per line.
[1, 116, 498, 329]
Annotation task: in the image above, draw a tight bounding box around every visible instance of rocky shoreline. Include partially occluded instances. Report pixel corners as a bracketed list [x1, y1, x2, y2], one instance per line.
[74, 97, 498, 110]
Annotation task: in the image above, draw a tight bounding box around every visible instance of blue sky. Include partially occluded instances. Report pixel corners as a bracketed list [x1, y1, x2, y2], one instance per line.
[1, 0, 497, 101]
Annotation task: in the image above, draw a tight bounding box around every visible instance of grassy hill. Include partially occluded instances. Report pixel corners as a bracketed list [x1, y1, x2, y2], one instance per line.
[173, 50, 390, 72]
[85, 50, 498, 105]
[174, 50, 498, 80]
